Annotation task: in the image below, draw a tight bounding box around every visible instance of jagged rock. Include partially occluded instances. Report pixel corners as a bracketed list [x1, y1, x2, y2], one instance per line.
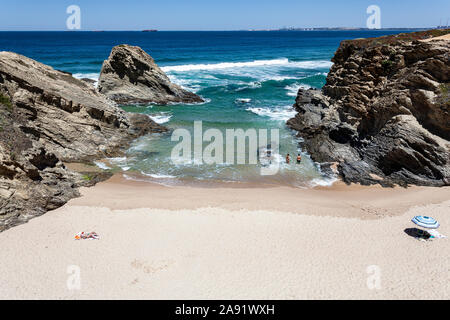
[0, 51, 168, 231]
[80, 78, 97, 87]
[287, 30, 450, 187]
[0, 51, 167, 161]
[98, 45, 204, 105]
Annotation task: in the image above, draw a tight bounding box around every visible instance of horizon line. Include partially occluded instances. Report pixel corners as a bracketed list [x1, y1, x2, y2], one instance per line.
[0, 27, 441, 32]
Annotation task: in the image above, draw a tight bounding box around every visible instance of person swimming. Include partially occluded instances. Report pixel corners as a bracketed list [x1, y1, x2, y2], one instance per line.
[265, 147, 273, 165]
[297, 154, 302, 164]
[286, 154, 291, 164]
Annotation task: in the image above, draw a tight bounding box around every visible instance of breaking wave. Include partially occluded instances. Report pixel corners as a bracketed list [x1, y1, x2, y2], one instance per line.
[285, 83, 312, 96]
[148, 113, 172, 124]
[161, 58, 332, 72]
[73, 72, 99, 87]
[246, 106, 297, 121]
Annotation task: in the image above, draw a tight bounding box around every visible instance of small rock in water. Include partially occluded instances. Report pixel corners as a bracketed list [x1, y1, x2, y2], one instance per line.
[235, 98, 252, 104]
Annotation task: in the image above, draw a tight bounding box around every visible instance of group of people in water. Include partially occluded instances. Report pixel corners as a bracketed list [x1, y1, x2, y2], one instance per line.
[262, 146, 302, 165]
[286, 154, 302, 164]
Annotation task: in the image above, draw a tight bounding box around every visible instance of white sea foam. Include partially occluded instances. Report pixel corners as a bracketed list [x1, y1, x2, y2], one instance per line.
[246, 106, 297, 121]
[235, 98, 252, 104]
[285, 83, 312, 96]
[234, 81, 262, 91]
[310, 177, 338, 187]
[123, 173, 176, 187]
[122, 174, 135, 181]
[267, 75, 298, 81]
[107, 157, 127, 163]
[167, 75, 203, 92]
[161, 58, 290, 72]
[73, 72, 100, 87]
[141, 172, 176, 179]
[94, 161, 111, 170]
[161, 59, 333, 73]
[290, 61, 333, 69]
[148, 113, 172, 124]
[106, 157, 132, 171]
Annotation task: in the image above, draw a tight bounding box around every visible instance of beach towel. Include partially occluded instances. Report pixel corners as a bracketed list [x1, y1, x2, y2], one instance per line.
[75, 232, 100, 240]
[427, 230, 447, 239]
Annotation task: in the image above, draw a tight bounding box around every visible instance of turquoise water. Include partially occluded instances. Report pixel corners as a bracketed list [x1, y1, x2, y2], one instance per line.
[0, 31, 407, 187]
[119, 59, 331, 187]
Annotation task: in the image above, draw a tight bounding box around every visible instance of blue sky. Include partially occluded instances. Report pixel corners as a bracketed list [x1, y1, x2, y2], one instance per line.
[1, 0, 448, 31]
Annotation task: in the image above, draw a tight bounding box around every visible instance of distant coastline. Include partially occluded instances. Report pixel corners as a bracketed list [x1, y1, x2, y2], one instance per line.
[0, 27, 444, 32]
[247, 27, 438, 32]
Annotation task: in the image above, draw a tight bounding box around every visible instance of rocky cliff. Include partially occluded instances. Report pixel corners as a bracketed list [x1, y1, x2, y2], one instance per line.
[98, 45, 204, 105]
[287, 30, 450, 187]
[0, 51, 167, 231]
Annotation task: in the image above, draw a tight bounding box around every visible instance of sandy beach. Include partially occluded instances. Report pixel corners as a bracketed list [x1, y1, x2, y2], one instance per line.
[0, 174, 448, 300]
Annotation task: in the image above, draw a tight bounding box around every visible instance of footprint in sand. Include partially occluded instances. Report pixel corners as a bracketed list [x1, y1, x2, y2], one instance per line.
[131, 259, 174, 274]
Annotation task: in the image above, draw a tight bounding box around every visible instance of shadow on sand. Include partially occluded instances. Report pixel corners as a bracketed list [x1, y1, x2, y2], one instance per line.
[404, 228, 432, 240]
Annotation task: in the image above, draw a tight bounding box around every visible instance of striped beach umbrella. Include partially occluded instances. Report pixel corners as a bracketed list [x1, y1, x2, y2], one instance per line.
[411, 216, 440, 229]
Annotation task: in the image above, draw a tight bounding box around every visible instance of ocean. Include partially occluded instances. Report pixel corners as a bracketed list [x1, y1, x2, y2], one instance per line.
[0, 30, 407, 187]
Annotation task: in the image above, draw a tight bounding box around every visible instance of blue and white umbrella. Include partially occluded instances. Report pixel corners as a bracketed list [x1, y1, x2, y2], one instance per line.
[411, 216, 440, 229]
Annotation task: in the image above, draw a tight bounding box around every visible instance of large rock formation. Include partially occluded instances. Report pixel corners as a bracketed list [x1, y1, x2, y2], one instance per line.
[98, 45, 204, 105]
[287, 30, 450, 187]
[0, 51, 167, 231]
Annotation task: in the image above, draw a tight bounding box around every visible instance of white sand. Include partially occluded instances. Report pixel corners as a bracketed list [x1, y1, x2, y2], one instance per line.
[0, 175, 449, 300]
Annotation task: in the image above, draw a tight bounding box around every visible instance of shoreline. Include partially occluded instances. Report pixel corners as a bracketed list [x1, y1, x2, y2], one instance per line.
[69, 173, 450, 219]
[1, 173, 448, 299]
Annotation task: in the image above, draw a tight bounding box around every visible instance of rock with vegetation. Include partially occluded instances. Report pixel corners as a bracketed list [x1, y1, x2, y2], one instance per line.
[287, 30, 450, 187]
[0, 51, 167, 231]
[98, 44, 204, 105]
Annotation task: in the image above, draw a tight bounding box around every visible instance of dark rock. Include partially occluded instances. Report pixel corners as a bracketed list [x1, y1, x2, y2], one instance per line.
[80, 78, 97, 86]
[56, 69, 72, 76]
[0, 51, 168, 232]
[287, 31, 450, 187]
[98, 45, 204, 105]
